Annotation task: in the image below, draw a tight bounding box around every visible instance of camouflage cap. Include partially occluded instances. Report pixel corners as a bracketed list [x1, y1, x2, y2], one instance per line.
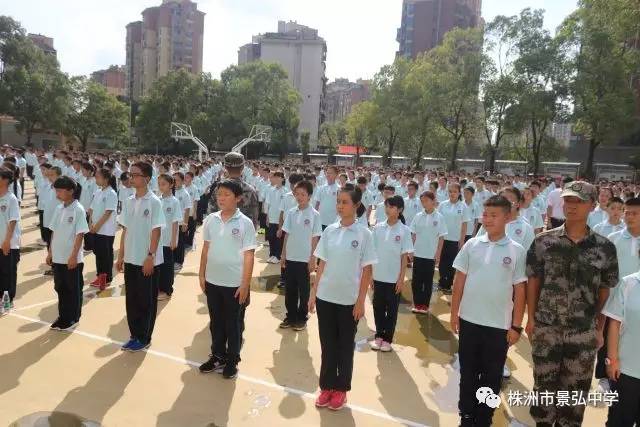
[224, 152, 245, 168]
[561, 181, 597, 201]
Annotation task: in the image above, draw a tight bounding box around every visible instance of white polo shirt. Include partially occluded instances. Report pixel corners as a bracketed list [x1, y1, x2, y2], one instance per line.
[453, 235, 527, 330]
[160, 195, 182, 247]
[608, 229, 640, 277]
[464, 199, 481, 236]
[316, 182, 340, 226]
[279, 191, 297, 216]
[266, 185, 286, 224]
[0, 192, 20, 249]
[602, 272, 640, 380]
[118, 185, 134, 209]
[282, 205, 322, 263]
[117, 191, 165, 266]
[547, 188, 564, 219]
[436, 188, 449, 203]
[438, 200, 471, 242]
[90, 187, 117, 236]
[42, 184, 61, 227]
[521, 205, 544, 230]
[374, 202, 387, 225]
[588, 206, 609, 229]
[79, 177, 97, 211]
[314, 221, 378, 306]
[593, 221, 625, 238]
[185, 184, 200, 217]
[477, 217, 535, 251]
[372, 221, 414, 284]
[410, 210, 448, 259]
[403, 196, 421, 227]
[48, 200, 89, 264]
[174, 187, 191, 224]
[202, 209, 257, 287]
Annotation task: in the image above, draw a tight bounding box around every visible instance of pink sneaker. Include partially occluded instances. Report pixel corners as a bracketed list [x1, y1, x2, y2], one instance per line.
[315, 390, 333, 408]
[370, 337, 383, 351]
[329, 391, 347, 411]
[380, 341, 392, 352]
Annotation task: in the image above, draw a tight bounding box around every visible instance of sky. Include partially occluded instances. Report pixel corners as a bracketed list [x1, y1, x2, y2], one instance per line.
[3, 0, 578, 82]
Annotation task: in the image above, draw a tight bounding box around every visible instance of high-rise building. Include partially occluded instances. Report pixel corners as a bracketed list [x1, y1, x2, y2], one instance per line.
[325, 78, 371, 123]
[28, 33, 56, 57]
[238, 21, 327, 149]
[396, 0, 482, 59]
[91, 65, 126, 98]
[125, 0, 205, 101]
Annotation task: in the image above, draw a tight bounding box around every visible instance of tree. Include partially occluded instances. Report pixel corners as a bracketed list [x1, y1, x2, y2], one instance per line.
[0, 37, 70, 145]
[558, 0, 640, 178]
[430, 27, 483, 171]
[65, 77, 129, 151]
[404, 54, 437, 168]
[370, 57, 412, 166]
[319, 121, 347, 162]
[345, 101, 378, 166]
[481, 15, 521, 172]
[507, 9, 569, 175]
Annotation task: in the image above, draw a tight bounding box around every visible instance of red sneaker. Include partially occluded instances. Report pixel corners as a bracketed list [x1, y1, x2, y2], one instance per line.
[315, 390, 333, 408]
[98, 274, 108, 291]
[90, 276, 101, 287]
[328, 391, 347, 411]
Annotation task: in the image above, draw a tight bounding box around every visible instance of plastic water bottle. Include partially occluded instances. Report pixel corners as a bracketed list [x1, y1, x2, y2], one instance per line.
[2, 291, 10, 313]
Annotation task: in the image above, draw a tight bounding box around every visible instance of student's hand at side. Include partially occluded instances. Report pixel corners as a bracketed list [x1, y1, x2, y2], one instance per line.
[395, 278, 404, 294]
[606, 359, 621, 381]
[308, 294, 316, 314]
[1, 239, 9, 256]
[525, 319, 535, 338]
[507, 329, 521, 346]
[46, 253, 52, 266]
[450, 313, 460, 334]
[308, 258, 316, 273]
[596, 330, 605, 350]
[458, 240, 465, 250]
[67, 256, 78, 270]
[142, 255, 154, 277]
[170, 239, 177, 250]
[181, 224, 187, 233]
[89, 225, 97, 234]
[280, 258, 286, 269]
[235, 285, 249, 304]
[353, 299, 365, 321]
[116, 257, 124, 273]
[199, 276, 206, 293]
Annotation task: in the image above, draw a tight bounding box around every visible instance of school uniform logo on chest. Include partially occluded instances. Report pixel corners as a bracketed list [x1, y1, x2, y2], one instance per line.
[304, 218, 310, 226]
[457, 210, 462, 214]
[394, 235, 401, 243]
[433, 220, 438, 226]
[351, 240, 359, 249]
[67, 216, 74, 223]
[232, 228, 240, 236]
[143, 209, 150, 217]
[515, 229, 522, 235]
[503, 257, 512, 265]
[0, 205, 6, 212]
[166, 207, 172, 213]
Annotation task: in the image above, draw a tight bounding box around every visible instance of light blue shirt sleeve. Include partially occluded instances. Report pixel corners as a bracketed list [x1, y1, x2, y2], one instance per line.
[438, 215, 449, 237]
[241, 219, 257, 251]
[402, 226, 414, 254]
[151, 198, 165, 230]
[312, 212, 322, 237]
[602, 280, 625, 322]
[314, 231, 328, 261]
[106, 190, 117, 211]
[118, 199, 129, 228]
[513, 246, 527, 284]
[360, 229, 378, 267]
[47, 206, 60, 231]
[281, 211, 291, 234]
[202, 216, 212, 242]
[75, 207, 90, 235]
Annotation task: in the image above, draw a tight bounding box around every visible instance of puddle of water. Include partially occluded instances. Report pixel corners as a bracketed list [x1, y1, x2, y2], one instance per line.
[10, 412, 101, 427]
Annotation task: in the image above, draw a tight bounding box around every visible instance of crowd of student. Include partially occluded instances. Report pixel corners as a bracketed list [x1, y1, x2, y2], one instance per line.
[1, 144, 640, 425]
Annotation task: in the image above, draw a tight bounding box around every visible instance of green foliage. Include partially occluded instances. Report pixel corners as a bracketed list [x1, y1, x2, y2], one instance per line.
[300, 130, 310, 163]
[65, 77, 128, 151]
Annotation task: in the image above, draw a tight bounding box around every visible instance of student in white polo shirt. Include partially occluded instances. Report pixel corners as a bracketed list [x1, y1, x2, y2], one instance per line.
[42, 166, 63, 275]
[403, 181, 421, 227]
[265, 171, 286, 264]
[184, 172, 199, 250]
[310, 184, 377, 411]
[588, 186, 613, 229]
[0, 167, 21, 308]
[157, 174, 181, 301]
[593, 197, 625, 237]
[370, 195, 413, 352]
[438, 183, 471, 294]
[451, 195, 527, 427]
[88, 168, 118, 290]
[521, 186, 544, 233]
[608, 197, 640, 278]
[280, 180, 322, 331]
[172, 172, 191, 270]
[410, 190, 448, 314]
[603, 270, 640, 426]
[198, 180, 256, 379]
[314, 166, 340, 230]
[374, 185, 396, 225]
[116, 161, 165, 352]
[463, 186, 480, 242]
[46, 177, 89, 331]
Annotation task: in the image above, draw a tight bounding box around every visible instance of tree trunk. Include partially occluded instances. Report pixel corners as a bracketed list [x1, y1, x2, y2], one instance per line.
[531, 120, 540, 176]
[449, 136, 461, 171]
[488, 147, 497, 173]
[585, 137, 599, 180]
[81, 137, 88, 152]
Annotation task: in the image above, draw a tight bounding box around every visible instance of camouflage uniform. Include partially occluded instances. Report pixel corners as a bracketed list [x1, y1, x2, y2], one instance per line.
[527, 223, 618, 426]
[206, 153, 259, 227]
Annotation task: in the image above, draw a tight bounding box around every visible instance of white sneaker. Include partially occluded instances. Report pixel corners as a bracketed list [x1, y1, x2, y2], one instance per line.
[370, 338, 383, 351]
[173, 263, 183, 272]
[380, 341, 392, 352]
[503, 365, 511, 378]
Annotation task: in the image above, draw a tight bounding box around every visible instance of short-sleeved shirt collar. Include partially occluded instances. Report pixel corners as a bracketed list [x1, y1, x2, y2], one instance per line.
[213, 208, 242, 222]
[135, 190, 153, 200]
[477, 233, 510, 246]
[338, 220, 359, 231]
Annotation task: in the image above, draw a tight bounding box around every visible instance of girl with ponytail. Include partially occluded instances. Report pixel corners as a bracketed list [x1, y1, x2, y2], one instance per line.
[88, 168, 118, 290]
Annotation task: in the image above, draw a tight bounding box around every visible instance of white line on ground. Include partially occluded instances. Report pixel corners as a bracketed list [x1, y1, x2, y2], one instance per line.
[7, 311, 428, 427]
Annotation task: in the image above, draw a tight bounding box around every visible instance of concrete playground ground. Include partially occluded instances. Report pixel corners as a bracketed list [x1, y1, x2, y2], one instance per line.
[0, 182, 609, 426]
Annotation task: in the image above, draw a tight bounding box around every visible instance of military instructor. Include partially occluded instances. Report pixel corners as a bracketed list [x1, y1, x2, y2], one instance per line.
[207, 152, 258, 227]
[525, 181, 619, 427]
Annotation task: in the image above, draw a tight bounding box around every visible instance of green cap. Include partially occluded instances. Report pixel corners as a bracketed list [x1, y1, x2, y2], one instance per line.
[224, 152, 245, 168]
[561, 181, 597, 201]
